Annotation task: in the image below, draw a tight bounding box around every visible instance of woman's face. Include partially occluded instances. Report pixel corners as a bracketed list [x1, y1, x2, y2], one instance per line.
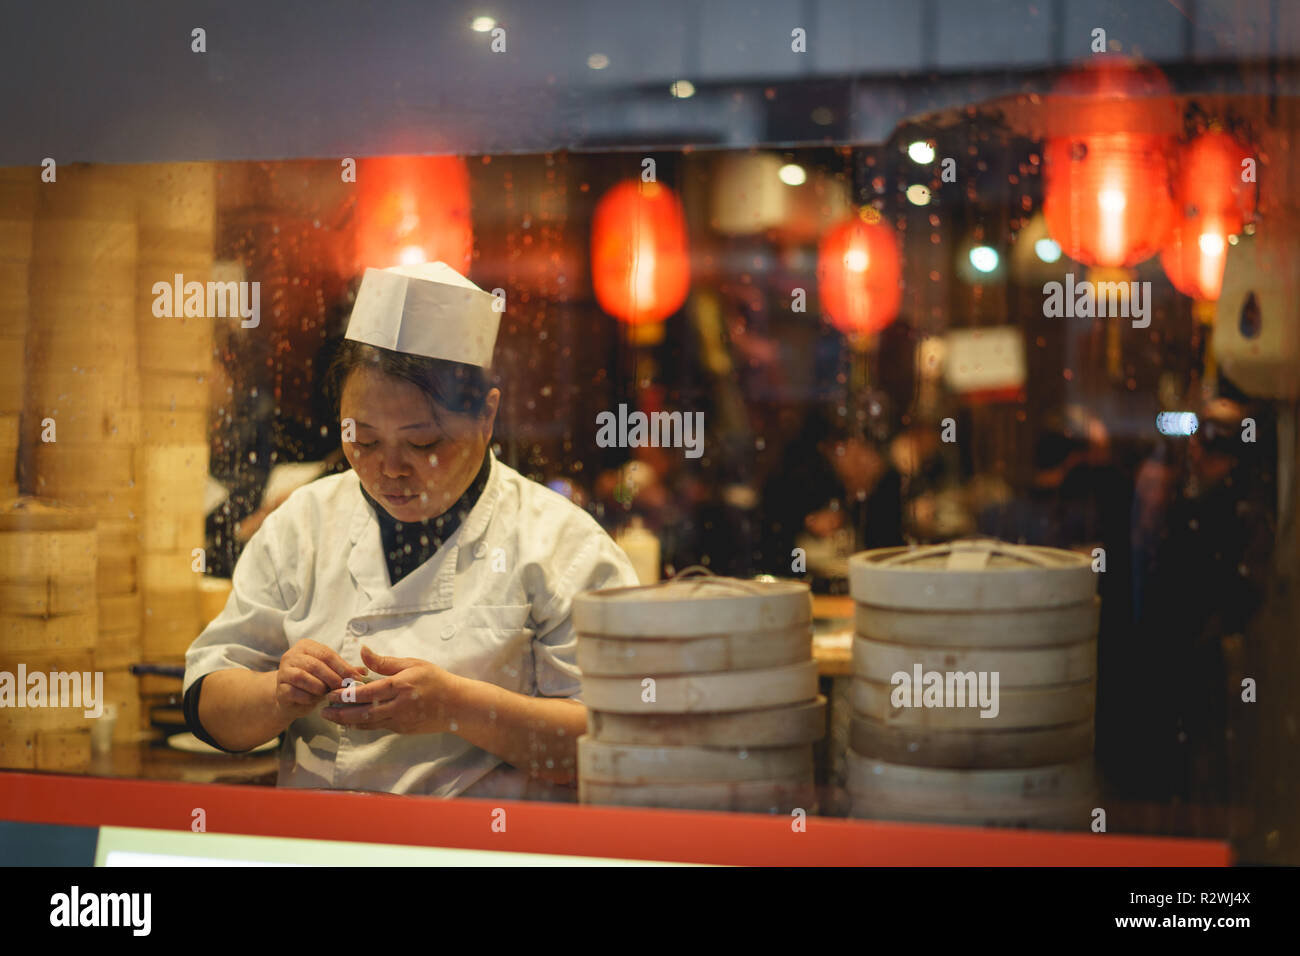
[340, 365, 499, 522]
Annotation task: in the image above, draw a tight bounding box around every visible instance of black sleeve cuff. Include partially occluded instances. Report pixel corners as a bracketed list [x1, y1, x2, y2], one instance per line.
[183, 672, 257, 754]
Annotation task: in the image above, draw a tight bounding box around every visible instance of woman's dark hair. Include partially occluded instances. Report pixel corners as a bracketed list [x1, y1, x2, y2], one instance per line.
[325, 339, 496, 422]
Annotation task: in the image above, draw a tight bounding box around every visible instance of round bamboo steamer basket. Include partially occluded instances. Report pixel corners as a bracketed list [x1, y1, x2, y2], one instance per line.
[198, 576, 232, 624]
[135, 444, 208, 514]
[32, 442, 135, 489]
[142, 587, 202, 659]
[4, 613, 97, 655]
[29, 321, 139, 368]
[0, 266, 31, 336]
[579, 776, 816, 814]
[129, 163, 216, 381]
[29, 222, 136, 300]
[139, 317, 214, 376]
[0, 350, 24, 416]
[853, 636, 1097, 687]
[139, 371, 209, 411]
[587, 696, 826, 748]
[578, 735, 812, 785]
[846, 752, 1095, 813]
[578, 625, 812, 677]
[96, 598, 143, 670]
[101, 667, 144, 743]
[28, 366, 141, 441]
[581, 660, 819, 715]
[140, 513, 205, 554]
[1, 414, 21, 486]
[0, 167, 37, 260]
[125, 162, 215, 257]
[851, 678, 1094, 730]
[572, 576, 811, 637]
[141, 552, 202, 592]
[0, 649, 99, 767]
[0, 497, 96, 616]
[847, 795, 1092, 829]
[32, 478, 142, 518]
[854, 599, 1099, 649]
[142, 408, 208, 444]
[849, 716, 1095, 769]
[849, 539, 1096, 611]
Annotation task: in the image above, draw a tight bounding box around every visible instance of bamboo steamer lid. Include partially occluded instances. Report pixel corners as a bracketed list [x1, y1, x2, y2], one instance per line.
[846, 752, 1095, 811]
[578, 625, 811, 677]
[853, 636, 1097, 687]
[851, 678, 1094, 730]
[578, 735, 812, 785]
[573, 573, 810, 637]
[856, 598, 1098, 649]
[849, 539, 1096, 611]
[579, 776, 816, 813]
[588, 697, 826, 748]
[581, 660, 819, 714]
[849, 716, 1094, 769]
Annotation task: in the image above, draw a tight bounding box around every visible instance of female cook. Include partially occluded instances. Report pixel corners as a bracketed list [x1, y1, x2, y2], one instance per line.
[183, 262, 640, 798]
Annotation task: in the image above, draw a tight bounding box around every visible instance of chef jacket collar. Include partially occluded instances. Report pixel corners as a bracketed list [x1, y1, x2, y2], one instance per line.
[346, 447, 503, 613]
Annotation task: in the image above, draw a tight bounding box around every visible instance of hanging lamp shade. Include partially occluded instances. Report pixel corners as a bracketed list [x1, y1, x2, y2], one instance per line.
[816, 210, 902, 336]
[355, 155, 473, 273]
[591, 180, 691, 325]
[1159, 130, 1256, 301]
[1042, 56, 1179, 268]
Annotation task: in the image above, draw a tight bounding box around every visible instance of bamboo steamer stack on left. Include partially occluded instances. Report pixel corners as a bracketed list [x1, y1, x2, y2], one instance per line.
[573, 576, 825, 814]
[0, 498, 98, 769]
[21, 163, 217, 741]
[26, 166, 145, 740]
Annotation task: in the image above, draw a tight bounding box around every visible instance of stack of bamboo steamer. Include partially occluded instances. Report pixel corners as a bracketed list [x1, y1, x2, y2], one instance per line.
[846, 539, 1099, 828]
[0, 168, 35, 502]
[26, 167, 145, 742]
[0, 498, 98, 770]
[125, 164, 216, 665]
[573, 574, 825, 813]
[22, 163, 218, 741]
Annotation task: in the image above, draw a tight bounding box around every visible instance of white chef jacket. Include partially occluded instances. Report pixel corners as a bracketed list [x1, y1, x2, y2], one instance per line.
[183, 450, 639, 798]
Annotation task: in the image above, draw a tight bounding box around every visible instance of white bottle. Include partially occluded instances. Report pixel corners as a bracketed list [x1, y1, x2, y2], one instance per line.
[616, 516, 661, 585]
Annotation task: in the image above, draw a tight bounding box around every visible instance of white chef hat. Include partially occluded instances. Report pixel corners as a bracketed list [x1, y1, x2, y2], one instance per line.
[344, 262, 501, 368]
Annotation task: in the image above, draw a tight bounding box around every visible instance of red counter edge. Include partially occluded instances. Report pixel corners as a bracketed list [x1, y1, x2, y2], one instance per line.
[0, 771, 1232, 866]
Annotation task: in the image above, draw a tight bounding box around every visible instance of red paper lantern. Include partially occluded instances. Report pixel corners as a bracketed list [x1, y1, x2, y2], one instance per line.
[355, 155, 473, 272]
[1042, 56, 1179, 268]
[591, 180, 690, 325]
[1159, 131, 1256, 301]
[816, 211, 902, 336]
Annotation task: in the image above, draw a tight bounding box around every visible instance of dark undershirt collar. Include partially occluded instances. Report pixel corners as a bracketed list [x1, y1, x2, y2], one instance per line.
[358, 449, 492, 586]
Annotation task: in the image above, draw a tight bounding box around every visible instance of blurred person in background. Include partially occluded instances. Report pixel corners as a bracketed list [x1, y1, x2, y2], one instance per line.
[1130, 395, 1274, 807]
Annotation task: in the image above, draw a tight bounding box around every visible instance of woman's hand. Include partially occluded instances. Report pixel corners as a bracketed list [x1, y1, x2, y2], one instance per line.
[275, 638, 365, 722]
[320, 645, 466, 734]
